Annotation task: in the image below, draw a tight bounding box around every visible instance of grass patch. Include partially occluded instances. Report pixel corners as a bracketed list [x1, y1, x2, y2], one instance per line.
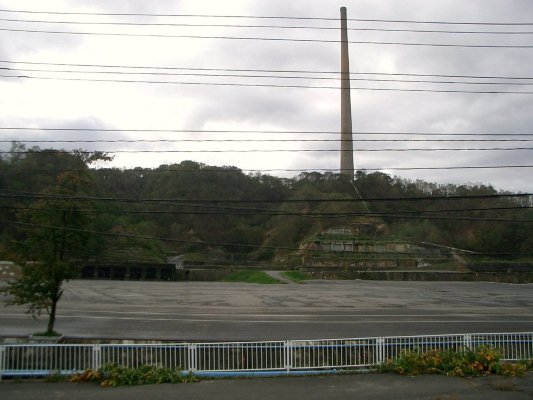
[283, 270, 311, 283]
[222, 270, 282, 284]
[45, 371, 69, 382]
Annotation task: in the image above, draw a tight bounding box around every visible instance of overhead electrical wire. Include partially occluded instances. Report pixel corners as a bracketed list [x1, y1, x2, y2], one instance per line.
[2, 17, 533, 35]
[2, 60, 532, 82]
[1, 148, 533, 154]
[1, 218, 532, 257]
[2, 27, 533, 48]
[1, 190, 531, 204]
[1, 127, 532, 136]
[3, 138, 533, 143]
[2, 191, 531, 223]
[2, 166, 533, 173]
[3, 66, 533, 87]
[0, 205, 531, 224]
[1, 9, 532, 26]
[1, 203, 530, 215]
[3, 74, 533, 94]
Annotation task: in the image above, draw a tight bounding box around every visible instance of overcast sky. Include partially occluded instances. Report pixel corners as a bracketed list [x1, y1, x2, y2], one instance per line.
[0, 0, 532, 192]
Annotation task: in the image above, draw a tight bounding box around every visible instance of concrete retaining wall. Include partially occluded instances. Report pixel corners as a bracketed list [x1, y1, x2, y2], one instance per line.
[304, 269, 533, 283]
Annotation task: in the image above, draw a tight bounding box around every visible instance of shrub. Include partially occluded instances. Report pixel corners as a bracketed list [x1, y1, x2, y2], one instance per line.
[379, 346, 530, 377]
[70, 364, 197, 387]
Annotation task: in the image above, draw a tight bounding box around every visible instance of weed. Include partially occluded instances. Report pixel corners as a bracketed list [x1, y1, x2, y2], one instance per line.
[45, 370, 69, 382]
[70, 364, 197, 387]
[32, 330, 62, 337]
[494, 362, 528, 377]
[378, 346, 530, 377]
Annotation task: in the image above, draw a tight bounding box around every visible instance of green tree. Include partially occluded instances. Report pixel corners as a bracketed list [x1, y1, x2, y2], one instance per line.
[2, 150, 111, 335]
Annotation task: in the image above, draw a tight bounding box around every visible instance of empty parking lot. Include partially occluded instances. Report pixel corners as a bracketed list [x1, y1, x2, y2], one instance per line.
[1, 279, 532, 341]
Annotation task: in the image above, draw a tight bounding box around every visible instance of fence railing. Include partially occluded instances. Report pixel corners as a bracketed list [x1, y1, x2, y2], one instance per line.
[1, 332, 531, 378]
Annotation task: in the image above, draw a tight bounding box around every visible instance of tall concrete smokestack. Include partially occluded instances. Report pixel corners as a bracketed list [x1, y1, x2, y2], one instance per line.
[340, 6, 354, 177]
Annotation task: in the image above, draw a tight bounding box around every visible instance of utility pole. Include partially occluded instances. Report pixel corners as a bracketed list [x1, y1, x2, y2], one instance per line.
[340, 6, 354, 177]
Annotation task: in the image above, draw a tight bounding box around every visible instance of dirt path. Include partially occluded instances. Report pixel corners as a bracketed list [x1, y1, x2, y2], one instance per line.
[264, 270, 295, 284]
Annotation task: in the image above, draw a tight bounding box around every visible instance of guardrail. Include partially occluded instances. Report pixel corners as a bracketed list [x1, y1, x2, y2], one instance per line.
[1, 332, 531, 379]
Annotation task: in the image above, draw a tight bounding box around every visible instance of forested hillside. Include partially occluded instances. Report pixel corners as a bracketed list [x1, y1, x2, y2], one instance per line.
[1, 146, 532, 264]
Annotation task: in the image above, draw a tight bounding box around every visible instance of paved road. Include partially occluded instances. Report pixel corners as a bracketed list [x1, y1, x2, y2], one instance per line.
[1, 280, 532, 341]
[1, 373, 532, 400]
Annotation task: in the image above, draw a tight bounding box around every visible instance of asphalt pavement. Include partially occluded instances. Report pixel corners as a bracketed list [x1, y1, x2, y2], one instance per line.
[1, 279, 532, 341]
[1, 373, 532, 400]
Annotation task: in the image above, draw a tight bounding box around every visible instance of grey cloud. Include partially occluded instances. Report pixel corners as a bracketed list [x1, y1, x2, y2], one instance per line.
[0, 116, 130, 153]
[77, 0, 183, 15]
[184, 85, 314, 129]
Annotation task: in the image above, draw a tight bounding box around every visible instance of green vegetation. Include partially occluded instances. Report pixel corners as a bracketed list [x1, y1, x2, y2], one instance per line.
[378, 346, 532, 377]
[70, 364, 197, 387]
[44, 371, 69, 383]
[283, 270, 311, 283]
[222, 270, 282, 284]
[1, 144, 532, 271]
[1, 150, 111, 335]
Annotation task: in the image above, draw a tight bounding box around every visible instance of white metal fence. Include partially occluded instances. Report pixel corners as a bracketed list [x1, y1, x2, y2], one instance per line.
[1, 332, 531, 378]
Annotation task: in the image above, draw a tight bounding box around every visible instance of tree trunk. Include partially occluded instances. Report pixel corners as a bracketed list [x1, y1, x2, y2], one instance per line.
[47, 297, 58, 335]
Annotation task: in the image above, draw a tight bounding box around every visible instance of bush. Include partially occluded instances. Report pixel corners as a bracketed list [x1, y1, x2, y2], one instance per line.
[70, 364, 197, 387]
[378, 346, 530, 377]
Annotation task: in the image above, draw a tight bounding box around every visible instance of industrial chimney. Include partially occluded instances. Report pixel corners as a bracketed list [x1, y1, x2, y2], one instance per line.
[340, 6, 354, 177]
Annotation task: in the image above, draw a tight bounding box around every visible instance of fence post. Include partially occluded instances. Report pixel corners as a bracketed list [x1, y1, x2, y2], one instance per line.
[463, 334, 473, 351]
[92, 345, 101, 371]
[284, 341, 293, 372]
[188, 344, 197, 373]
[0, 345, 5, 381]
[376, 337, 385, 365]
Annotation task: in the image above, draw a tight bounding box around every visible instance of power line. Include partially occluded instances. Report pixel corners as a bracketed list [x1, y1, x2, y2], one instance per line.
[0, 218, 284, 251]
[2, 148, 533, 154]
[1, 218, 532, 256]
[3, 74, 533, 94]
[357, 165, 533, 171]
[1, 190, 530, 204]
[1, 166, 533, 177]
[0, 217, 453, 257]
[2, 191, 531, 223]
[1, 9, 532, 26]
[2, 27, 533, 48]
[2, 166, 533, 174]
[3, 138, 533, 144]
[3, 66, 533, 87]
[0, 18, 342, 31]
[2, 205, 530, 215]
[2, 60, 533, 81]
[1, 127, 532, 136]
[1, 205, 531, 223]
[2, 17, 533, 35]
[0, 27, 344, 43]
